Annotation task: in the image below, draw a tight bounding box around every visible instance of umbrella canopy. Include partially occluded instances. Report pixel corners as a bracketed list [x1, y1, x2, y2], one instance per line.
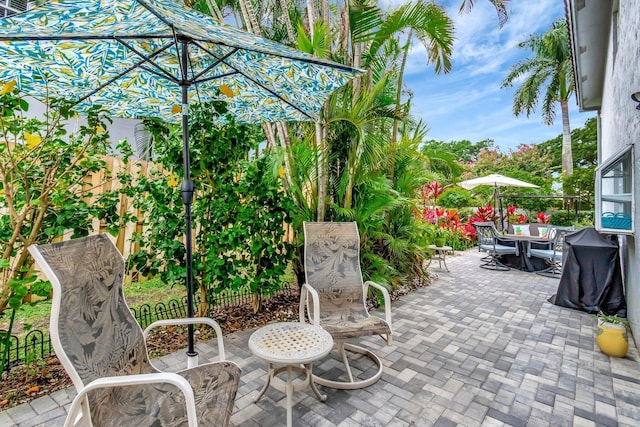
[0, 0, 358, 122]
[458, 174, 539, 190]
[0, 0, 360, 363]
[459, 174, 539, 231]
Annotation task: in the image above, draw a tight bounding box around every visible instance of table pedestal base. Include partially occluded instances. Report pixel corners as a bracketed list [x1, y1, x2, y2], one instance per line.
[255, 363, 326, 427]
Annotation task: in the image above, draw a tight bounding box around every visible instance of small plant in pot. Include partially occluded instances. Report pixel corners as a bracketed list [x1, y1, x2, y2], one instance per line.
[434, 227, 446, 247]
[596, 312, 630, 358]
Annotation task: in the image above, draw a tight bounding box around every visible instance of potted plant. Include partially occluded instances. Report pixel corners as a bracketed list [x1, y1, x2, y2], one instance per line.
[434, 227, 446, 247]
[596, 312, 629, 357]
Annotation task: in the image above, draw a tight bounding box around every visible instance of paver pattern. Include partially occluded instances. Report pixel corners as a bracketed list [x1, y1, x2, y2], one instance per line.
[2, 249, 640, 426]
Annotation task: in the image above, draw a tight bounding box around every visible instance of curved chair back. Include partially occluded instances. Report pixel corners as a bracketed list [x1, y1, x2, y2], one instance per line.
[527, 226, 575, 276]
[29, 234, 152, 392]
[30, 234, 241, 426]
[473, 221, 498, 249]
[473, 221, 518, 270]
[549, 226, 574, 259]
[301, 222, 392, 389]
[303, 221, 367, 323]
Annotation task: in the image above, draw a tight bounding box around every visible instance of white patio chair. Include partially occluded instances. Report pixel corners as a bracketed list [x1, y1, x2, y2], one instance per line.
[299, 222, 392, 389]
[28, 234, 240, 427]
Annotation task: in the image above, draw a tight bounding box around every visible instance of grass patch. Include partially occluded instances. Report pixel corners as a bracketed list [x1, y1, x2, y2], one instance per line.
[0, 278, 185, 339]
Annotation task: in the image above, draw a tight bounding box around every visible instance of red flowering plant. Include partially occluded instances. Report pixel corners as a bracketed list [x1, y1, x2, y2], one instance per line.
[418, 181, 446, 224]
[536, 212, 551, 224]
[439, 209, 459, 231]
[470, 205, 495, 223]
[515, 214, 528, 224]
[506, 205, 517, 216]
[425, 181, 444, 202]
[460, 222, 477, 241]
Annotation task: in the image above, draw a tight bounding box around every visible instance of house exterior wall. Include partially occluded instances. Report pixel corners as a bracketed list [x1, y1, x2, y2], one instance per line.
[598, 0, 640, 345]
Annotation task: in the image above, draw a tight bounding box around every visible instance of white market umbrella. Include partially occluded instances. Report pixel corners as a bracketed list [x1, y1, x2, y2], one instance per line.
[459, 174, 539, 229]
[459, 173, 539, 190]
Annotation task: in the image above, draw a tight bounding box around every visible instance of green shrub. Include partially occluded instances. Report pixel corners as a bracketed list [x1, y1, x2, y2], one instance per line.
[577, 211, 594, 226]
[439, 188, 472, 209]
[550, 211, 575, 226]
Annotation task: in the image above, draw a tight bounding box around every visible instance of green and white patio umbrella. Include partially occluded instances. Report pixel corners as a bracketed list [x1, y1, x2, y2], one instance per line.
[0, 0, 360, 362]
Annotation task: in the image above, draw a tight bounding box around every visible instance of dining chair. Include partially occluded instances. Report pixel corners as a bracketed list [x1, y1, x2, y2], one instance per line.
[299, 221, 392, 389]
[28, 234, 241, 427]
[473, 221, 518, 270]
[527, 226, 574, 277]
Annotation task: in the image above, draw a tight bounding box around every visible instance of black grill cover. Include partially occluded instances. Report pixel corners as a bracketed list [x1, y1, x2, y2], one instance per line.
[550, 227, 626, 316]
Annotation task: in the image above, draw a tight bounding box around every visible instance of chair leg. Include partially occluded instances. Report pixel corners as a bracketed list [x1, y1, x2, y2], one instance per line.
[479, 254, 510, 271]
[313, 342, 384, 390]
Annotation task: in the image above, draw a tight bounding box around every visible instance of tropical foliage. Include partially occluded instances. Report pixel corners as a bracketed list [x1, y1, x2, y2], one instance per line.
[539, 117, 597, 209]
[2, 0, 518, 326]
[129, 102, 294, 315]
[0, 86, 120, 372]
[501, 20, 575, 184]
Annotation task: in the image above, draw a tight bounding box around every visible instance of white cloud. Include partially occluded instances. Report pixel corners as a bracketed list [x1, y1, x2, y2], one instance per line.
[397, 0, 596, 151]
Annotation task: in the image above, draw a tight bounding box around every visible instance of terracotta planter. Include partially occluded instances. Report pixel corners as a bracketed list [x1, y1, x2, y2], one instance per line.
[596, 319, 629, 357]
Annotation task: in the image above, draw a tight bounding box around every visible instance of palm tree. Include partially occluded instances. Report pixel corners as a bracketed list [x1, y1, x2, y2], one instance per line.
[352, 0, 453, 184]
[501, 19, 575, 178]
[459, 0, 510, 28]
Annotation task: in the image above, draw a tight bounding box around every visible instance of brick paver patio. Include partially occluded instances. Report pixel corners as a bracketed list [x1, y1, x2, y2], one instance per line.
[2, 249, 640, 426]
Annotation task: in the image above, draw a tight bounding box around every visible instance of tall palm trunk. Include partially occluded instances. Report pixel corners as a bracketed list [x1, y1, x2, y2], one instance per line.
[275, 121, 294, 189]
[238, 0, 260, 33]
[315, 122, 327, 221]
[389, 33, 411, 183]
[204, 0, 223, 21]
[305, 0, 329, 220]
[321, 0, 330, 26]
[278, 0, 296, 43]
[306, 0, 316, 35]
[560, 99, 573, 177]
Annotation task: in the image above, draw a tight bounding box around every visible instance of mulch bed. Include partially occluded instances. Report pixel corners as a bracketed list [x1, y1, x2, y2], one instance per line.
[0, 275, 433, 410]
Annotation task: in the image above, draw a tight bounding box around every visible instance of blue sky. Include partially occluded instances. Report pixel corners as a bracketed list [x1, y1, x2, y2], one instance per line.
[387, 0, 596, 152]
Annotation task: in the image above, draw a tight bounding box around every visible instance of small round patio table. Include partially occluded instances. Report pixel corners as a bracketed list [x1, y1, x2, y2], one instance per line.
[427, 245, 453, 272]
[248, 322, 333, 427]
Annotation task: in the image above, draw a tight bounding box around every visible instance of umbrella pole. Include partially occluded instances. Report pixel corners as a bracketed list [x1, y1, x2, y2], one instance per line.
[179, 41, 198, 367]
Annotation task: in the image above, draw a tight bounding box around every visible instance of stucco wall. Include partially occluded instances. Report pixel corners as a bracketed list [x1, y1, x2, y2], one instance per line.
[599, 0, 640, 346]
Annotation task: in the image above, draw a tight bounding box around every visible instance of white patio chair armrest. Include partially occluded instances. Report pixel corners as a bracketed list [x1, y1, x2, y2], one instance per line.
[364, 280, 392, 332]
[143, 317, 226, 361]
[65, 373, 197, 427]
[299, 283, 320, 326]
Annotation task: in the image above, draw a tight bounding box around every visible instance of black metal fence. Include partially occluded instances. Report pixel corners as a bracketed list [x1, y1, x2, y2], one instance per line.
[1, 284, 297, 373]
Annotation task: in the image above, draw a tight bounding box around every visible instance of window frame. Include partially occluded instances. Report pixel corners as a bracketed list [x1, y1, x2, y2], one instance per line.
[595, 144, 634, 235]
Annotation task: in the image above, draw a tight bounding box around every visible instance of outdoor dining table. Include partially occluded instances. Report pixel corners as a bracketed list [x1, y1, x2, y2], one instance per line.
[496, 234, 551, 272]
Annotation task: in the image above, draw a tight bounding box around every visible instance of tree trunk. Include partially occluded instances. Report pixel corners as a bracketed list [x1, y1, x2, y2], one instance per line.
[316, 122, 327, 221]
[560, 99, 573, 177]
[390, 34, 411, 182]
[275, 121, 294, 190]
[246, 0, 261, 34]
[306, 0, 316, 35]
[204, 0, 223, 21]
[278, 0, 296, 43]
[305, 0, 327, 221]
[321, 0, 330, 26]
[237, 0, 251, 31]
[339, 3, 351, 63]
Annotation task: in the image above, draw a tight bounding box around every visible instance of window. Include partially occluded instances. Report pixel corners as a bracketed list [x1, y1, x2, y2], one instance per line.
[596, 145, 634, 234]
[1, 0, 28, 17]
